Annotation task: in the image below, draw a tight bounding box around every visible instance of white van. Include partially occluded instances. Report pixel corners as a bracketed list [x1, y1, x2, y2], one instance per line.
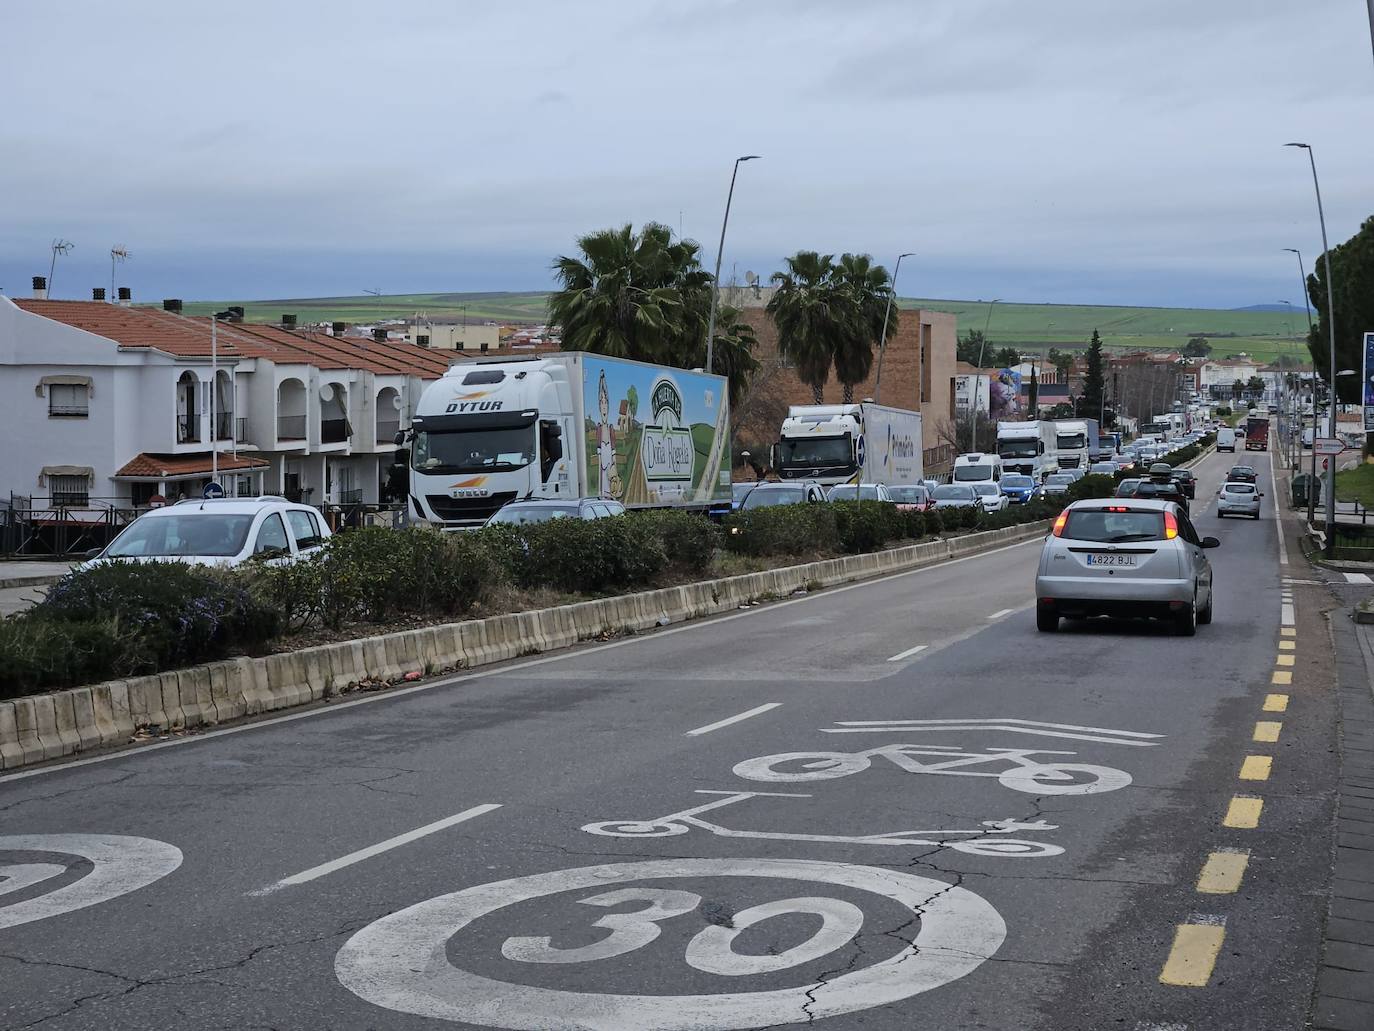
[952, 452, 1004, 487]
[1217, 427, 1237, 453]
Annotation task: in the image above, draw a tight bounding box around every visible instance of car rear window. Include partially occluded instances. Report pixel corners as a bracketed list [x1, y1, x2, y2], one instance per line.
[1062, 508, 1165, 543]
[1225, 483, 1256, 494]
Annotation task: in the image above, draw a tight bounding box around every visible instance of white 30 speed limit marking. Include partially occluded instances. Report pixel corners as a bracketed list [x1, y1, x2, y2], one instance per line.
[0, 834, 183, 931]
[335, 858, 1006, 1030]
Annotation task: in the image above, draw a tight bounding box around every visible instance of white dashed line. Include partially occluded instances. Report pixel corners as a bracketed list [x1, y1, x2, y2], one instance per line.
[988, 608, 1015, 620]
[887, 644, 929, 662]
[685, 702, 782, 736]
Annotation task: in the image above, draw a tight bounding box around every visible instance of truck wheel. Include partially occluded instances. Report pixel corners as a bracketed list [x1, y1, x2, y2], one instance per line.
[1036, 608, 1059, 633]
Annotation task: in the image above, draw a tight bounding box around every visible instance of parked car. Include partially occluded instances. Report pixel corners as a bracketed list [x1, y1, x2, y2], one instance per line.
[739, 482, 827, 509]
[1169, 468, 1197, 499]
[1217, 481, 1263, 519]
[999, 473, 1037, 505]
[826, 483, 894, 503]
[1227, 465, 1258, 484]
[889, 484, 935, 511]
[1035, 498, 1219, 635]
[84, 497, 331, 569]
[971, 482, 1009, 512]
[930, 484, 985, 511]
[486, 497, 627, 526]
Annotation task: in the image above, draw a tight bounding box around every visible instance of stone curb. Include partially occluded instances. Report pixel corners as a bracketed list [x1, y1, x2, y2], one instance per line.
[0, 574, 64, 590]
[0, 520, 1050, 771]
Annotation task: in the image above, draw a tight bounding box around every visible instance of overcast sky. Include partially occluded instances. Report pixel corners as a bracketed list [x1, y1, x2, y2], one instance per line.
[2, 0, 1371, 309]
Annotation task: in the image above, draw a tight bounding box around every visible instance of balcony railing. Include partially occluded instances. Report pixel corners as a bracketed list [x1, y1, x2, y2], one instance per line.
[338, 488, 364, 504]
[235, 416, 250, 444]
[214, 411, 235, 441]
[321, 418, 350, 444]
[48, 404, 89, 418]
[177, 414, 201, 443]
[278, 415, 307, 440]
[376, 418, 401, 444]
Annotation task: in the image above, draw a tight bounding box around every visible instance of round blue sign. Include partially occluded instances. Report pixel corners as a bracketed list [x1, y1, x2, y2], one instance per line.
[203, 481, 225, 499]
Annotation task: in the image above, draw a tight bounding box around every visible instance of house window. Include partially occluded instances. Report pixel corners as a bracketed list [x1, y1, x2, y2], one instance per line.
[48, 383, 89, 417]
[51, 475, 89, 507]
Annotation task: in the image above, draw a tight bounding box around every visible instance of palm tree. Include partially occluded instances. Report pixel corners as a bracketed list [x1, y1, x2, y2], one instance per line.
[708, 304, 761, 411]
[767, 251, 844, 404]
[832, 253, 893, 403]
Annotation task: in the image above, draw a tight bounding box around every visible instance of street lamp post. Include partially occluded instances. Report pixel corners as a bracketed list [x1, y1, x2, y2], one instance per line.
[872, 252, 914, 405]
[1282, 249, 1315, 335]
[971, 299, 1001, 452]
[704, 155, 760, 377]
[1285, 143, 1340, 554]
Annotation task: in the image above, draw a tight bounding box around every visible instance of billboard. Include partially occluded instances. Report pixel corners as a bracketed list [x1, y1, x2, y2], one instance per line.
[1365, 332, 1374, 433]
[989, 368, 1023, 421]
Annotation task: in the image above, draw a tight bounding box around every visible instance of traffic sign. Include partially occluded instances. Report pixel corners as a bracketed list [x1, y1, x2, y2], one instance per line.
[1314, 438, 1346, 456]
[203, 480, 225, 499]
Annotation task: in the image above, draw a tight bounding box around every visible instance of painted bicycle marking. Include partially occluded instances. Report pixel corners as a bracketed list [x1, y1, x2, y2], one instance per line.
[580, 790, 1064, 857]
[0, 834, 183, 931]
[334, 858, 1007, 1030]
[733, 744, 1132, 795]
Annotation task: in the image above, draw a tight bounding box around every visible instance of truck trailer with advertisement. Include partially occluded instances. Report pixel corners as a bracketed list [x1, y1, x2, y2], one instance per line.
[1245, 414, 1269, 451]
[996, 420, 1058, 480]
[773, 403, 923, 487]
[404, 353, 731, 528]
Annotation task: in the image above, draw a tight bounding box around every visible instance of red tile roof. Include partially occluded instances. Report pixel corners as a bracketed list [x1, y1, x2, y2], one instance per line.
[13, 300, 451, 378]
[115, 452, 269, 479]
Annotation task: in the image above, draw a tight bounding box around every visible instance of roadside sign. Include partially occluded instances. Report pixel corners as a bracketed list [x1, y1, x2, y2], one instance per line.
[203, 480, 225, 499]
[1314, 438, 1346, 456]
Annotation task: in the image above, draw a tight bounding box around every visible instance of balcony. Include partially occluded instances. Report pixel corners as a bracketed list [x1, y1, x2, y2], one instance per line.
[338, 488, 364, 504]
[235, 416, 251, 445]
[278, 415, 307, 441]
[177, 414, 201, 444]
[376, 418, 401, 445]
[321, 418, 350, 444]
[214, 411, 235, 441]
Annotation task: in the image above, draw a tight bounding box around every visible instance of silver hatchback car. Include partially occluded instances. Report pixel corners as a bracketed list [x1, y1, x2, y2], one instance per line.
[1035, 498, 1219, 636]
[1216, 481, 1262, 519]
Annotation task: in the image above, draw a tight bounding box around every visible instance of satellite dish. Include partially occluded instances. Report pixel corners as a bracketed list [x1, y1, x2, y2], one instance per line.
[390, 392, 403, 411]
[745, 271, 758, 285]
[319, 383, 335, 403]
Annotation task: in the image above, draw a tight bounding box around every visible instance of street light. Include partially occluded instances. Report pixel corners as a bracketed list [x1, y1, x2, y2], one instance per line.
[971, 299, 1001, 450]
[872, 252, 914, 405]
[704, 155, 760, 377]
[1285, 143, 1340, 554]
[1281, 249, 1315, 334]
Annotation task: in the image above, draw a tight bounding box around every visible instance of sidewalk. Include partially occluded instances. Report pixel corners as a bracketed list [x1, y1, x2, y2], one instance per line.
[0, 561, 73, 617]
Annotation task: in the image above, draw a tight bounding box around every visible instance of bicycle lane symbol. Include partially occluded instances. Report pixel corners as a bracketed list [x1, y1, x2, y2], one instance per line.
[335, 858, 1007, 1031]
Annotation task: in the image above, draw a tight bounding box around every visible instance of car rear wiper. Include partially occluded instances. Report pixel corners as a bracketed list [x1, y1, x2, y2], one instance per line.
[1104, 533, 1156, 542]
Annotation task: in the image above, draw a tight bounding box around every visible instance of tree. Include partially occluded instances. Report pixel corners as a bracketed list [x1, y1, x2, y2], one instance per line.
[1048, 401, 1075, 419]
[709, 303, 761, 411]
[992, 346, 1021, 369]
[767, 251, 846, 404]
[1305, 214, 1374, 403]
[625, 385, 639, 422]
[1182, 336, 1212, 358]
[1246, 375, 1266, 398]
[832, 253, 894, 404]
[1027, 367, 1039, 413]
[1048, 348, 1075, 380]
[958, 329, 988, 366]
[1081, 329, 1105, 420]
[936, 411, 998, 455]
[1232, 378, 1246, 399]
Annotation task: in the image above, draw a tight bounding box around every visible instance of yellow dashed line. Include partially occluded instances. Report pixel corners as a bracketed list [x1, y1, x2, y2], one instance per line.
[1253, 721, 1282, 742]
[1239, 755, 1273, 780]
[1275, 654, 1295, 667]
[1160, 920, 1226, 986]
[1263, 693, 1289, 712]
[1281, 627, 1296, 637]
[1278, 641, 1296, 651]
[1224, 796, 1264, 828]
[1272, 671, 1293, 685]
[1196, 850, 1250, 894]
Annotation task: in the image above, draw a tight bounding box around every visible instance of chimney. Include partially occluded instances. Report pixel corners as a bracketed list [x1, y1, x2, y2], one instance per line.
[117, 287, 132, 306]
[282, 313, 297, 330]
[332, 321, 346, 337]
[31, 276, 47, 300]
[163, 298, 183, 313]
[372, 327, 387, 343]
[92, 287, 106, 302]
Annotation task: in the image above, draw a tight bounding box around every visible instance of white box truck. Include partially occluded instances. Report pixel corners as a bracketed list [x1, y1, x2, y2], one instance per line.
[404, 353, 731, 527]
[773, 403, 923, 487]
[1052, 418, 1099, 470]
[996, 420, 1058, 480]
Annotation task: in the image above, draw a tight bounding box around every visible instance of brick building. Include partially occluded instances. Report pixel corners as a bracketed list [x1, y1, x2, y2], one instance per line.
[733, 307, 959, 475]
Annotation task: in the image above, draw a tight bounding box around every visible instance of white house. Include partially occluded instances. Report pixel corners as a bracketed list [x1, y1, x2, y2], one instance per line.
[0, 292, 451, 512]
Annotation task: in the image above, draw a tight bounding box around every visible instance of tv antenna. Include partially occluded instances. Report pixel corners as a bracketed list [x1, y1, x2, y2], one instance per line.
[48, 239, 74, 295]
[110, 246, 130, 298]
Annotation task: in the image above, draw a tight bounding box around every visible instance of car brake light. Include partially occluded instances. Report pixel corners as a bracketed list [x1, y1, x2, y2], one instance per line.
[1106, 506, 1129, 513]
[1052, 511, 1069, 537]
[1163, 510, 1178, 540]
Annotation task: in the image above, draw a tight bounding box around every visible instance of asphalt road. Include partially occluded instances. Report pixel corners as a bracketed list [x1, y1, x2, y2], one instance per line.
[0, 445, 1337, 1031]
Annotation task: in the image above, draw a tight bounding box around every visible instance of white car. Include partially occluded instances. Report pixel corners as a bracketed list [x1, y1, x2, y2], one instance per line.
[1216, 481, 1262, 519]
[971, 482, 1009, 512]
[826, 483, 894, 503]
[84, 497, 331, 568]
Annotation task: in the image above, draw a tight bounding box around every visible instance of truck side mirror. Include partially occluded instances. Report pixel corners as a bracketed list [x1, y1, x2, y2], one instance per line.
[393, 430, 407, 446]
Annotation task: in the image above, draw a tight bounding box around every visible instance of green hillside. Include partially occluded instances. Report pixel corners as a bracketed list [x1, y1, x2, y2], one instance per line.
[180, 291, 1311, 363]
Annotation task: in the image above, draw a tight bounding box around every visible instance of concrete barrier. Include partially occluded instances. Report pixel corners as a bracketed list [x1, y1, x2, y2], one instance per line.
[0, 520, 1050, 771]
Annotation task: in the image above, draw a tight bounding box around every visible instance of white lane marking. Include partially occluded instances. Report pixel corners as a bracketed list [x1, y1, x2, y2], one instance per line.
[334, 859, 1008, 1029]
[0, 835, 183, 930]
[1, 535, 1047, 784]
[823, 718, 1163, 745]
[248, 804, 502, 896]
[685, 703, 782, 737]
[1281, 603, 1295, 627]
[887, 644, 929, 662]
[1268, 451, 1288, 566]
[988, 609, 1015, 620]
[1344, 572, 1373, 584]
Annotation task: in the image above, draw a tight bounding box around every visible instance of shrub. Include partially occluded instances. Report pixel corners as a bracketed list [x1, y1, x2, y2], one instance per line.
[1066, 474, 1117, 503]
[959, 505, 979, 529]
[832, 500, 905, 554]
[627, 509, 719, 574]
[923, 508, 944, 534]
[0, 614, 126, 698]
[724, 504, 839, 557]
[903, 509, 927, 539]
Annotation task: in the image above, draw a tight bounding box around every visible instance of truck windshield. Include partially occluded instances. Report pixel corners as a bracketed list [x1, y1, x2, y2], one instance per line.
[998, 439, 1039, 458]
[777, 436, 852, 468]
[1056, 433, 1087, 449]
[412, 425, 536, 474]
[954, 464, 995, 481]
